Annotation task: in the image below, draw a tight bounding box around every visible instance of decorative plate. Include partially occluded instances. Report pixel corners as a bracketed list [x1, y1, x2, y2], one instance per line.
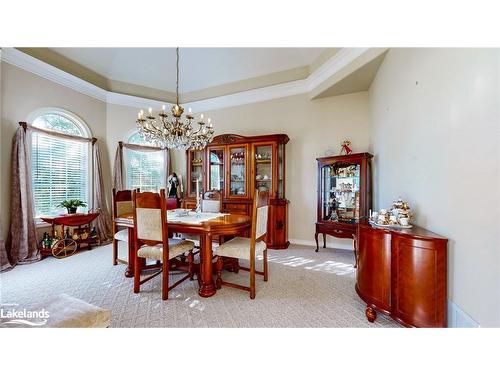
[368, 220, 413, 229]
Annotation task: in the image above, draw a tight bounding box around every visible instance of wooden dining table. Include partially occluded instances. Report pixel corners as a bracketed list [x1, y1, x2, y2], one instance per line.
[114, 212, 251, 298]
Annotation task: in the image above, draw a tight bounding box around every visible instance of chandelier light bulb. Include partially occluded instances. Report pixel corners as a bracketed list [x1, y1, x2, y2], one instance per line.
[148, 107, 152, 115]
[162, 104, 166, 111]
[200, 114, 204, 120]
[188, 107, 192, 114]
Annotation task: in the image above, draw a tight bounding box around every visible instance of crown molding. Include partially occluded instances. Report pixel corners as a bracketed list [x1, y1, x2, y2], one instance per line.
[1, 47, 107, 101]
[106, 91, 174, 110]
[1, 47, 381, 112]
[185, 78, 308, 113]
[307, 48, 369, 91]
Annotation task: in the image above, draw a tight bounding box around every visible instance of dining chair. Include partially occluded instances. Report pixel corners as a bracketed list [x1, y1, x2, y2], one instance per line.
[201, 190, 223, 213]
[180, 190, 223, 248]
[132, 189, 195, 300]
[215, 190, 269, 299]
[111, 188, 139, 266]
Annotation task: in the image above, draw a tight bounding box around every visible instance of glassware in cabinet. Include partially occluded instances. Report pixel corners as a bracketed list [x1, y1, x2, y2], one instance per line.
[189, 149, 203, 197]
[229, 146, 247, 197]
[254, 144, 273, 195]
[208, 148, 225, 191]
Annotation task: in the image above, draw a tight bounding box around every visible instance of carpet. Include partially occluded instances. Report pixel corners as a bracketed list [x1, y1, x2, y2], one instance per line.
[0, 243, 400, 328]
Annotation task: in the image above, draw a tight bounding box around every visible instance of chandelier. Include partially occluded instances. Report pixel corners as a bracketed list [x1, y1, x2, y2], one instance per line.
[136, 48, 214, 150]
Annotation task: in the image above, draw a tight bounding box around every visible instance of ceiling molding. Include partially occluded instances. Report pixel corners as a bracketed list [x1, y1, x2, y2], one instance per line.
[106, 91, 174, 110]
[1, 47, 385, 113]
[1, 47, 107, 102]
[307, 48, 369, 92]
[185, 78, 308, 113]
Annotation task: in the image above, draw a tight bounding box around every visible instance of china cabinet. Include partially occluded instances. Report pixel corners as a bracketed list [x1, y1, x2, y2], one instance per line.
[183, 133, 290, 249]
[315, 153, 373, 254]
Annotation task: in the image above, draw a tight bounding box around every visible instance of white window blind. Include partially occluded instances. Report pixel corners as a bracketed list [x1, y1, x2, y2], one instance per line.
[125, 132, 165, 192]
[31, 112, 90, 217]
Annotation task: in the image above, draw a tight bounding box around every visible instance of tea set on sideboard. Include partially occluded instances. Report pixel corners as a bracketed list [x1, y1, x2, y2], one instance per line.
[369, 197, 413, 229]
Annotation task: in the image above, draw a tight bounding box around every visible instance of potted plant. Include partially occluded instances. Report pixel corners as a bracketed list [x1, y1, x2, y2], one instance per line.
[57, 199, 87, 214]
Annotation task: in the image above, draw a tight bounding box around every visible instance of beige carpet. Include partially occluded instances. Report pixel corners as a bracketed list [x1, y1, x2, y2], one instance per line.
[0, 243, 400, 328]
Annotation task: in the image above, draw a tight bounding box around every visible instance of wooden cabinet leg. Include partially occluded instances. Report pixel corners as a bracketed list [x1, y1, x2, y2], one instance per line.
[315, 232, 319, 252]
[366, 307, 377, 323]
[323, 233, 326, 248]
[352, 236, 357, 268]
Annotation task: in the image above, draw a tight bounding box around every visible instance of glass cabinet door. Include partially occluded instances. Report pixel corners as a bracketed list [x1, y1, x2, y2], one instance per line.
[321, 162, 361, 223]
[189, 150, 203, 197]
[254, 144, 273, 196]
[229, 145, 247, 197]
[208, 148, 225, 191]
[278, 143, 284, 199]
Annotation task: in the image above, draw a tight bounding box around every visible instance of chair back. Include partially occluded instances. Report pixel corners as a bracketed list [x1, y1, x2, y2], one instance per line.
[132, 190, 168, 246]
[166, 197, 179, 210]
[251, 190, 269, 242]
[112, 188, 139, 219]
[202, 190, 223, 213]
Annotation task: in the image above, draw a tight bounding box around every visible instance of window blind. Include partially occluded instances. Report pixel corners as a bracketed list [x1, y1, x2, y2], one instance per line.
[32, 132, 89, 216]
[125, 149, 165, 192]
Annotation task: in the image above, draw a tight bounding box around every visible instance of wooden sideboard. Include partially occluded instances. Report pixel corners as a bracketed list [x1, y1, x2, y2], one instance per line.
[355, 220, 448, 327]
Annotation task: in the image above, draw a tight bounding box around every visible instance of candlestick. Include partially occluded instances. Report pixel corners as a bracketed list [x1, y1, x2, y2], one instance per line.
[195, 177, 201, 217]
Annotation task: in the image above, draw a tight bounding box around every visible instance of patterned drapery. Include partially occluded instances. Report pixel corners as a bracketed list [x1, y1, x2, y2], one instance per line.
[92, 140, 112, 243]
[0, 217, 11, 271]
[5, 126, 39, 269]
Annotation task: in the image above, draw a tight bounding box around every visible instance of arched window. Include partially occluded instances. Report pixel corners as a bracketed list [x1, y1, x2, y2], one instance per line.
[30, 109, 91, 217]
[125, 132, 166, 192]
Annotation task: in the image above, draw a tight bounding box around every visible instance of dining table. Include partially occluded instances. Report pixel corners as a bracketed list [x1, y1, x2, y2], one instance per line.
[114, 210, 251, 298]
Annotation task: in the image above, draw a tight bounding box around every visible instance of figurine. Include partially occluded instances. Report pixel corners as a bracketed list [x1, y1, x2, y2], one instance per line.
[167, 172, 182, 199]
[340, 140, 352, 155]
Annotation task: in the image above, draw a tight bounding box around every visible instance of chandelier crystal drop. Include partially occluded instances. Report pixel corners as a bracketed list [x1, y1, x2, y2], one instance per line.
[136, 48, 214, 150]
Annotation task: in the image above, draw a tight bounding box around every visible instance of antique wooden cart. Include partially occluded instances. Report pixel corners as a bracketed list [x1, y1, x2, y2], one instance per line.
[39, 212, 100, 258]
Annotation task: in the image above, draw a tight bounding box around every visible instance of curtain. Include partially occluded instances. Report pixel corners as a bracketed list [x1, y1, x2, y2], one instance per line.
[6, 126, 40, 267]
[92, 140, 112, 243]
[0, 217, 11, 271]
[113, 142, 124, 190]
[113, 141, 170, 190]
[3, 123, 114, 268]
[163, 148, 172, 188]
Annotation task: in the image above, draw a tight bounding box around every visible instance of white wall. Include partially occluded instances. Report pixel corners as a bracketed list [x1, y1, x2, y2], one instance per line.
[0, 63, 110, 239]
[369, 48, 500, 327]
[106, 93, 371, 248]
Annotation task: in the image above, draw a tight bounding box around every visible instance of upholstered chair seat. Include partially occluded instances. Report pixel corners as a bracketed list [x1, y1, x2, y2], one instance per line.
[137, 239, 195, 261]
[113, 229, 129, 242]
[215, 237, 266, 260]
[215, 190, 270, 299]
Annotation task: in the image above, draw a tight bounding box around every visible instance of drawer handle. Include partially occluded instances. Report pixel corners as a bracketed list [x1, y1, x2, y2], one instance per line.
[334, 229, 343, 233]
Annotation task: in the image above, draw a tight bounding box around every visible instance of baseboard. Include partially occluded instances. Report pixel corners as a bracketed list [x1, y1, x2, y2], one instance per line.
[289, 238, 353, 251]
[448, 300, 480, 328]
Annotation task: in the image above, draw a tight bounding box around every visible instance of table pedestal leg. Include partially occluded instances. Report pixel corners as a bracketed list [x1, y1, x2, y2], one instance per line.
[198, 234, 216, 298]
